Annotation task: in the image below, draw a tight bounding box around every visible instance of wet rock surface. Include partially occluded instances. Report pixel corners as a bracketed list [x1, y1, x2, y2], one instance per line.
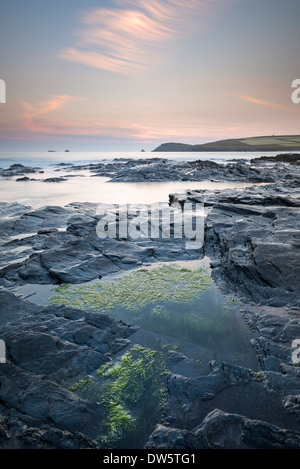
[0, 202, 200, 283]
[2, 154, 300, 184]
[170, 182, 300, 308]
[45, 157, 283, 183]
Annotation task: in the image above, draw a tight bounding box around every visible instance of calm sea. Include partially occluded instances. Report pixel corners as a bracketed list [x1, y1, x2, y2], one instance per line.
[0, 151, 295, 208]
[0, 150, 296, 168]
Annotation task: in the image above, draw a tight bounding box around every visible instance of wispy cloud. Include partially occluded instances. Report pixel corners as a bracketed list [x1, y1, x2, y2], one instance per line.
[23, 95, 72, 127]
[235, 93, 293, 112]
[60, 0, 232, 76]
[20, 94, 157, 138]
[19, 92, 238, 141]
[5, 90, 296, 143]
[18, 94, 249, 143]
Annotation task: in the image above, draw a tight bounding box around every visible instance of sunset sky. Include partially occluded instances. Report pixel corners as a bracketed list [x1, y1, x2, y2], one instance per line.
[0, 0, 300, 151]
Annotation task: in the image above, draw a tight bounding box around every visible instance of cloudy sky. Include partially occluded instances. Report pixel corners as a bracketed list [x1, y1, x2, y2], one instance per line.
[0, 0, 300, 151]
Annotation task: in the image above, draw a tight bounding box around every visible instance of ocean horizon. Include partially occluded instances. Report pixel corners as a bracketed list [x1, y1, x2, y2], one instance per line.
[1, 150, 299, 169]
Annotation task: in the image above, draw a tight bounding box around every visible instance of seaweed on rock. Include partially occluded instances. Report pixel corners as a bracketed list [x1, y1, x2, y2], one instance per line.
[69, 345, 166, 445]
[50, 265, 212, 313]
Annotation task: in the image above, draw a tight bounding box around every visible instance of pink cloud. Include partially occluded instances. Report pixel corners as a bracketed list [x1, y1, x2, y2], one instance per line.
[60, 48, 146, 76]
[235, 93, 293, 112]
[19, 96, 161, 138]
[23, 95, 72, 127]
[60, 0, 233, 75]
[16, 93, 244, 141]
[2, 92, 299, 143]
[16, 96, 257, 143]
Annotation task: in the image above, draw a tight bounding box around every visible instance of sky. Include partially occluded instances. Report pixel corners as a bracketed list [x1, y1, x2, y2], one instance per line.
[0, 0, 300, 151]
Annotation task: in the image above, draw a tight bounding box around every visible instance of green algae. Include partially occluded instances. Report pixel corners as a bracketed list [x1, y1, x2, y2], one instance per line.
[162, 343, 179, 352]
[69, 345, 166, 445]
[249, 369, 264, 381]
[103, 404, 134, 443]
[69, 375, 94, 393]
[49, 264, 211, 314]
[49, 264, 235, 345]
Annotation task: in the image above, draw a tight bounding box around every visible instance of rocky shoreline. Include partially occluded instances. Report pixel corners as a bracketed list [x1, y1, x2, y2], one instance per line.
[0, 155, 299, 449]
[2, 153, 300, 184]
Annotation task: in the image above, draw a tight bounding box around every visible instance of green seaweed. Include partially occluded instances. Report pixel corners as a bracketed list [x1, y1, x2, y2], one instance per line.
[50, 264, 212, 313]
[96, 363, 111, 376]
[70, 345, 166, 445]
[162, 343, 179, 351]
[249, 369, 264, 381]
[102, 403, 134, 444]
[49, 264, 235, 346]
[69, 375, 94, 392]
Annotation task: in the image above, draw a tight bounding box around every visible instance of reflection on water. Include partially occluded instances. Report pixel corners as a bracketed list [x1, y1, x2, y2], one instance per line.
[0, 176, 260, 208]
[0, 166, 262, 208]
[49, 262, 256, 368]
[118, 291, 254, 366]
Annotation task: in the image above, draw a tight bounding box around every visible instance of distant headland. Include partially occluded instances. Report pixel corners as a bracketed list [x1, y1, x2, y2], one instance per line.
[152, 135, 300, 152]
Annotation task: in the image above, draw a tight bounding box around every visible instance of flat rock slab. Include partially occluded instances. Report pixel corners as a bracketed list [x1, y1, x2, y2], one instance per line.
[0, 202, 201, 285]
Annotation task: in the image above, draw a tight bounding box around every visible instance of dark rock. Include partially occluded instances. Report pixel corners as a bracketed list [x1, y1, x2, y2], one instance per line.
[144, 424, 208, 449]
[193, 184, 300, 308]
[146, 409, 300, 449]
[16, 177, 33, 182]
[251, 153, 300, 164]
[0, 202, 200, 285]
[49, 156, 289, 183]
[0, 164, 41, 178]
[43, 177, 68, 183]
[0, 414, 96, 449]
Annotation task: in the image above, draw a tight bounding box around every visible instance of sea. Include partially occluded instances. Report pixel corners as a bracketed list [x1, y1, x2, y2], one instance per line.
[0, 150, 296, 208]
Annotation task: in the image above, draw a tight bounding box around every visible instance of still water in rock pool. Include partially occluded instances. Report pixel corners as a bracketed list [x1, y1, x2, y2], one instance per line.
[45, 260, 258, 448]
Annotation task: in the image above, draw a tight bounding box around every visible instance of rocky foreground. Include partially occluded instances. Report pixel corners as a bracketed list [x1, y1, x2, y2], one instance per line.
[159, 180, 300, 448]
[0, 156, 300, 449]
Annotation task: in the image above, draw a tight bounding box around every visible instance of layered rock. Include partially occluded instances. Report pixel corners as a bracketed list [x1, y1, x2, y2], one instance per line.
[0, 202, 201, 284]
[170, 183, 300, 308]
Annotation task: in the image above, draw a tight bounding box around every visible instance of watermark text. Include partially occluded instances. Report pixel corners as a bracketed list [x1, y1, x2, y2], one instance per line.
[0, 79, 6, 104]
[292, 79, 300, 104]
[96, 201, 204, 250]
[292, 339, 300, 364]
[0, 339, 6, 363]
